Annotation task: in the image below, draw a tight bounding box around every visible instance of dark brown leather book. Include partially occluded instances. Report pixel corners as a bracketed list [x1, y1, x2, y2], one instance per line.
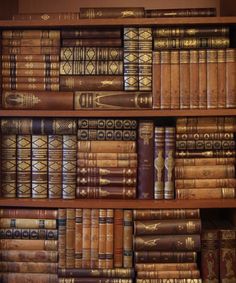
[2, 38, 60, 47]
[145, 7, 216, 17]
[77, 159, 137, 168]
[62, 38, 122, 47]
[2, 76, 60, 85]
[77, 168, 137, 178]
[12, 12, 80, 20]
[0, 228, 58, 239]
[1, 135, 17, 198]
[0, 208, 57, 219]
[170, 50, 180, 109]
[2, 91, 74, 110]
[134, 251, 197, 263]
[62, 135, 77, 200]
[133, 209, 200, 220]
[66, 209, 75, 268]
[77, 118, 137, 130]
[77, 176, 137, 187]
[198, 50, 207, 109]
[2, 68, 59, 77]
[114, 209, 124, 267]
[60, 46, 123, 61]
[134, 219, 201, 235]
[0, 273, 58, 283]
[175, 178, 236, 189]
[80, 7, 145, 19]
[58, 209, 66, 268]
[90, 208, 99, 268]
[189, 50, 199, 109]
[0, 218, 56, 229]
[77, 153, 137, 160]
[2, 61, 59, 70]
[58, 279, 133, 283]
[74, 91, 152, 109]
[134, 234, 201, 251]
[136, 279, 202, 283]
[152, 51, 161, 109]
[179, 50, 190, 109]
[153, 26, 229, 37]
[123, 210, 133, 268]
[217, 49, 226, 108]
[76, 186, 136, 199]
[138, 120, 154, 199]
[137, 270, 200, 279]
[207, 49, 218, 108]
[61, 29, 121, 39]
[106, 209, 114, 268]
[160, 51, 171, 109]
[2, 46, 60, 55]
[3, 82, 60, 92]
[0, 261, 58, 273]
[77, 129, 137, 141]
[2, 54, 59, 62]
[135, 262, 197, 271]
[1, 118, 77, 135]
[2, 30, 60, 39]
[176, 139, 235, 151]
[0, 239, 58, 250]
[98, 209, 106, 269]
[226, 49, 236, 108]
[77, 141, 136, 153]
[48, 135, 63, 199]
[0, 250, 58, 262]
[60, 75, 123, 91]
[176, 188, 236, 199]
[82, 209, 91, 268]
[176, 132, 234, 140]
[75, 208, 83, 268]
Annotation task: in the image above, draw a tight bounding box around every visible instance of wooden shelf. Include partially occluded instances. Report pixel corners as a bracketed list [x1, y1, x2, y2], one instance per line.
[0, 16, 236, 28]
[0, 198, 236, 209]
[1, 109, 236, 117]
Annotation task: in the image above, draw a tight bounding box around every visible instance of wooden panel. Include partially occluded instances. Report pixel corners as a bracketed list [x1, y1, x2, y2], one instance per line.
[19, 0, 220, 15]
[0, 0, 18, 20]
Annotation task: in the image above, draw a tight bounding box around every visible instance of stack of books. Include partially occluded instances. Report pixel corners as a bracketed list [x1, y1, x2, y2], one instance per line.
[175, 117, 236, 199]
[0, 208, 58, 283]
[133, 208, 202, 283]
[76, 118, 138, 199]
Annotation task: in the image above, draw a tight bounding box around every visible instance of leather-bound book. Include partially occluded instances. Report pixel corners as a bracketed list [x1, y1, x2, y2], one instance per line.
[90, 209, 99, 268]
[61, 29, 122, 39]
[2, 82, 60, 92]
[78, 141, 136, 153]
[207, 49, 218, 108]
[2, 54, 59, 62]
[198, 50, 207, 109]
[0, 261, 58, 273]
[176, 139, 235, 151]
[2, 91, 74, 110]
[0, 273, 58, 283]
[98, 209, 107, 269]
[134, 251, 197, 263]
[133, 209, 200, 220]
[66, 209, 75, 268]
[62, 38, 122, 47]
[123, 210, 133, 268]
[2, 46, 60, 55]
[2, 61, 59, 70]
[0, 228, 58, 240]
[77, 175, 136, 187]
[176, 132, 234, 141]
[60, 75, 123, 91]
[80, 7, 145, 19]
[31, 135, 48, 199]
[0, 218, 56, 229]
[154, 127, 165, 199]
[2, 68, 59, 77]
[145, 7, 216, 17]
[77, 118, 137, 130]
[0, 208, 57, 219]
[134, 234, 201, 251]
[77, 129, 137, 141]
[58, 279, 133, 283]
[179, 50, 190, 109]
[12, 12, 80, 20]
[77, 159, 137, 168]
[217, 49, 226, 108]
[77, 168, 137, 178]
[152, 51, 161, 109]
[134, 219, 201, 235]
[170, 50, 180, 109]
[58, 209, 66, 268]
[75, 209, 83, 268]
[114, 209, 124, 267]
[135, 262, 197, 271]
[2, 30, 60, 39]
[2, 76, 60, 84]
[226, 49, 236, 108]
[82, 209, 91, 268]
[2, 38, 60, 47]
[136, 280, 202, 283]
[160, 51, 171, 109]
[176, 188, 235, 199]
[16, 135, 31, 198]
[176, 150, 236, 158]
[136, 270, 200, 279]
[0, 250, 58, 262]
[138, 120, 154, 199]
[0, 239, 58, 250]
[1, 135, 17, 198]
[62, 135, 77, 199]
[106, 209, 114, 268]
[189, 50, 199, 109]
[77, 153, 137, 160]
[175, 178, 236, 189]
[48, 135, 63, 199]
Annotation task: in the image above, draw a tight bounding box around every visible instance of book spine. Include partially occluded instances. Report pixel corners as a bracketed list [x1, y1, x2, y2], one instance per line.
[77, 129, 137, 141]
[0, 239, 58, 250]
[66, 209, 75, 268]
[176, 132, 234, 140]
[226, 49, 236, 108]
[2, 61, 59, 70]
[98, 209, 107, 269]
[62, 135, 77, 199]
[0, 273, 58, 283]
[2, 54, 60, 61]
[189, 50, 199, 109]
[77, 167, 137, 178]
[62, 38, 122, 47]
[198, 50, 207, 109]
[114, 209, 124, 267]
[77, 141, 136, 153]
[0, 228, 58, 239]
[2, 30, 60, 39]
[90, 209, 99, 268]
[138, 120, 154, 199]
[58, 209, 66, 268]
[176, 188, 235, 199]
[137, 270, 200, 279]
[77, 152, 137, 160]
[0, 261, 58, 273]
[2, 46, 60, 55]
[154, 127, 165, 199]
[61, 29, 121, 39]
[2, 76, 60, 84]
[207, 50, 218, 109]
[136, 279, 202, 283]
[175, 178, 236, 189]
[2, 68, 60, 77]
[82, 209, 91, 268]
[217, 49, 226, 108]
[75, 209, 83, 268]
[77, 175, 136, 187]
[0, 250, 58, 262]
[48, 135, 63, 199]
[16, 135, 31, 198]
[78, 118, 138, 130]
[145, 7, 216, 17]
[179, 50, 190, 109]
[58, 279, 133, 283]
[0, 218, 56, 229]
[77, 159, 137, 168]
[170, 51, 180, 109]
[123, 210, 133, 268]
[2, 82, 60, 92]
[152, 51, 161, 109]
[2, 38, 60, 47]
[106, 209, 114, 268]
[160, 51, 171, 109]
[12, 12, 80, 20]
[135, 262, 197, 271]
[1, 135, 17, 197]
[0, 209, 57, 219]
[31, 135, 48, 199]
[133, 209, 200, 220]
[176, 139, 235, 151]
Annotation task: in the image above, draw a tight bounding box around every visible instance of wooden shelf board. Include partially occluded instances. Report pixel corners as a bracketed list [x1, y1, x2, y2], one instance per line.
[1, 16, 236, 27]
[0, 199, 236, 209]
[1, 109, 236, 117]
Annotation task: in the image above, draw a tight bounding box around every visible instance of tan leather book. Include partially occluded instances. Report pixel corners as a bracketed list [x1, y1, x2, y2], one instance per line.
[226, 49, 236, 108]
[75, 209, 83, 268]
[2, 76, 59, 84]
[160, 51, 171, 109]
[137, 270, 200, 279]
[106, 209, 114, 268]
[90, 208, 99, 268]
[77, 159, 137, 168]
[207, 49, 218, 108]
[0, 261, 58, 273]
[170, 50, 180, 109]
[77, 168, 137, 178]
[133, 209, 200, 220]
[82, 209, 91, 268]
[0, 218, 56, 229]
[66, 209, 75, 268]
[77, 153, 137, 160]
[2, 68, 59, 77]
[198, 50, 207, 108]
[189, 50, 199, 109]
[0, 273, 58, 283]
[217, 49, 226, 108]
[0, 208, 57, 219]
[175, 178, 236, 189]
[0, 239, 58, 250]
[2, 46, 60, 55]
[77, 176, 137, 187]
[123, 210, 133, 268]
[2, 30, 60, 39]
[179, 50, 190, 109]
[77, 141, 136, 153]
[2, 54, 59, 62]
[2, 38, 60, 47]
[152, 51, 161, 109]
[0, 250, 58, 262]
[114, 209, 124, 267]
[2, 61, 59, 70]
[58, 209, 66, 268]
[2, 82, 59, 92]
[135, 262, 197, 271]
[176, 188, 236, 199]
[98, 209, 107, 269]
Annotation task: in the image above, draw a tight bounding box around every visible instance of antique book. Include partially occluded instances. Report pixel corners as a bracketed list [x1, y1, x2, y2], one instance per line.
[58, 279, 133, 283]
[61, 29, 121, 39]
[77, 141, 136, 153]
[82, 209, 91, 268]
[2, 46, 60, 55]
[2, 61, 59, 70]
[170, 50, 180, 109]
[176, 150, 236, 158]
[79, 7, 145, 19]
[189, 50, 199, 109]
[12, 12, 81, 20]
[77, 118, 137, 129]
[179, 50, 190, 109]
[175, 178, 236, 189]
[0, 218, 56, 229]
[2, 68, 59, 77]
[226, 48, 236, 108]
[2, 30, 60, 39]
[77, 153, 137, 160]
[0, 273, 58, 283]
[123, 210, 133, 268]
[176, 139, 235, 151]
[31, 135, 48, 199]
[2, 54, 60, 61]
[2, 38, 60, 47]
[62, 38, 122, 47]
[48, 135, 63, 199]
[154, 127, 165, 199]
[2, 76, 60, 84]
[60, 47, 123, 61]
[0, 250, 58, 262]
[0, 239, 58, 250]
[217, 49, 226, 108]
[2, 82, 60, 92]
[207, 49, 218, 108]
[135, 262, 197, 271]
[75, 91, 152, 109]
[138, 120, 154, 199]
[145, 7, 216, 17]
[133, 209, 200, 220]
[136, 279, 202, 283]
[77, 159, 137, 168]
[77, 168, 137, 178]
[0, 208, 57, 219]
[134, 234, 201, 251]
[58, 209, 66, 268]
[134, 219, 201, 235]
[176, 188, 236, 199]
[0, 261, 58, 273]
[114, 209, 124, 267]
[160, 51, 171, 109]
[134, 251, 197, 263]
[1, 118, 77, 135]
[60, 75, 123, 91]
[106, 209, 114, 268]
[152, 51, 161, 109]
[176, 132, 234, 140]
[198, 50, 207, 108]
[98, 209, 106, 269]
[75, 209, 83, 268]
[77, 129, 137, 141]
[62, 135, 77, 199]
[90, 208, 99, 268]
[77, 175, 136, 187]
[136, 270, 200, 279]
[0, 228, 58, 240]
[66, 209, 76, 268]
[58, 268, 134, 277]
[2, 91, 74, 110]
